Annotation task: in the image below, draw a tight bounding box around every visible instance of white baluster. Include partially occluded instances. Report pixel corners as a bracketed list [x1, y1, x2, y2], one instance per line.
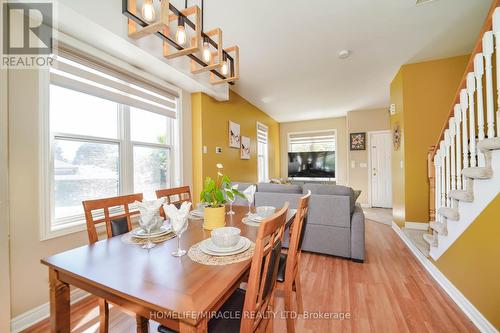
[449, 118, 456, 193]
[435, 150, 441, 222]
[466, 73, 477, 167]
[454, 104, 462, 190]
[482, 31, 495, 138]
[460, 89, 469, 190]
[444, 130, 451, 206]
[493, 8, 500, 136]
[440, 141, 446, 209]
[474, 53, 486, 166]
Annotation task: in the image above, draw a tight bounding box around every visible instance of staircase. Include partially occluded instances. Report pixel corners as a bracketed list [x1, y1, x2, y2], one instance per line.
[424, 2, 500, 261]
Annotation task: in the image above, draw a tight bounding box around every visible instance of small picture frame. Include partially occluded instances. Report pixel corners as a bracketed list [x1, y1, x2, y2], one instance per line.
[241, 136, 250, 159]
[228, 121, 241, 148]
[350, 132, 366, 151]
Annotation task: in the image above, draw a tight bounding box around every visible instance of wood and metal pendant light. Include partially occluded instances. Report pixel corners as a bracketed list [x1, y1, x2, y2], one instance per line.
[123, 0, 240, 85]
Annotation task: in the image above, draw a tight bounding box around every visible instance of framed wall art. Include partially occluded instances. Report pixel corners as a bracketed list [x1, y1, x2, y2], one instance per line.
[228, 121, 241, 148]
[350, 132, 366, 151]
[241, 136, 250, 159]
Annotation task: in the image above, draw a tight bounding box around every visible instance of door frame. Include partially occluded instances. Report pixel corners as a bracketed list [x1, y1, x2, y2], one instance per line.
[367, 130, 392, 208]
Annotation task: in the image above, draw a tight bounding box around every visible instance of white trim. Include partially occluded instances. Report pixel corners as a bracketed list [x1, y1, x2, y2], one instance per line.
[392, 222, 499, 333]
[367, 130, 392, 208]
[404, 221, 430, 231]
[360, 203, 371, 208]
[256, 121, 269, 182]
[10, 288, 90, 333]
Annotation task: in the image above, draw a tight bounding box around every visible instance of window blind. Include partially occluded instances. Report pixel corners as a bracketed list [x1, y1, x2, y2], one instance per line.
[50, 48, 178, 119]
[257, 123, 268, 144]
[288, 130, 335, 152]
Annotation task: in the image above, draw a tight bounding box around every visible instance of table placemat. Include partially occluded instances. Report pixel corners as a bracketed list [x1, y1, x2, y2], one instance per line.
[121, 231, 176, 245]
[188, 239, 255, 266]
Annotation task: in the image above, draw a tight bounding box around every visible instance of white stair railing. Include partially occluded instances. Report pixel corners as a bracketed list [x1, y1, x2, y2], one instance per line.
[426, 2, 500, 259]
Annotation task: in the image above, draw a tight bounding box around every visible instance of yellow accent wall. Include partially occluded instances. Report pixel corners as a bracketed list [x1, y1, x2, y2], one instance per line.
[390, 55, 469, 226]
[434, 194, 500, 330]
[192, 91, 280, 202]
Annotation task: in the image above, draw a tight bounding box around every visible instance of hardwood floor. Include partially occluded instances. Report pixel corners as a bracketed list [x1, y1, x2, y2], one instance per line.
[23, 220, 477, 333]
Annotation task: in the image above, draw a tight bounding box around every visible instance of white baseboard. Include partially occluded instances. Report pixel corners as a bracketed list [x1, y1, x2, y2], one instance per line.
[404, 221, 429, 231]
[392, 222, 498, 333]
[11, 288, 90, 333]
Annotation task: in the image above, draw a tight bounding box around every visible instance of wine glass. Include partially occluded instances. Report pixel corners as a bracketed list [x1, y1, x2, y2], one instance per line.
[226, 192, 236, 215]
[139, 212, 157, 250]
[171, 216, 189, 257]
[245, 192, 254, 216]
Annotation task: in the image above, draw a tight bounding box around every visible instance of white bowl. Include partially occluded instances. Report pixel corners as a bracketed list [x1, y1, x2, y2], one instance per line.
[256, 206, 276, 219]
[211, 227, 241, 248]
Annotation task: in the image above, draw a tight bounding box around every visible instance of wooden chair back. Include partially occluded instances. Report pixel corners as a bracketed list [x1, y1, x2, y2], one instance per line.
[241, 202, 289, 332]
[285, 191, 311, 283]
[82, 193, 143, 244]
[156, 186, 192, 217]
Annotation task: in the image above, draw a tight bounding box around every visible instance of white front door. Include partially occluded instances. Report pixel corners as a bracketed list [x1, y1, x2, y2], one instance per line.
[370, 131, 392, 208]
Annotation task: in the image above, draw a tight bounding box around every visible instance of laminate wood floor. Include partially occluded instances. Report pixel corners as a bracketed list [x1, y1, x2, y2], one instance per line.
[22, 220, 477, 333]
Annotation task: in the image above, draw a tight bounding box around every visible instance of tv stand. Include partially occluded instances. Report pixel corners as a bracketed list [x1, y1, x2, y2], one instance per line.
[288, 178, 336, 186]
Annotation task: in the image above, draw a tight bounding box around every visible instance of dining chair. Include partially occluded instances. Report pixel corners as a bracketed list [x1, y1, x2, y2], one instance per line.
[156, 186, 192, 218]
[276, 191, 311, 333]
[82, 193, 144, 245]
[158, 202, 289, 333]
[82, 193, 144, 333]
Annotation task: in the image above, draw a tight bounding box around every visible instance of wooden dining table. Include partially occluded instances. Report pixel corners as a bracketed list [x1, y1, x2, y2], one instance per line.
[41, 205, 296, 333]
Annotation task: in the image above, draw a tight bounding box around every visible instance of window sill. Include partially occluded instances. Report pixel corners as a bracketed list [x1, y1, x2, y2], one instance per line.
[40, 219, 88, 241]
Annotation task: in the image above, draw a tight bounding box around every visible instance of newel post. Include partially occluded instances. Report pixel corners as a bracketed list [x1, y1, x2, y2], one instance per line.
[427, 146, 436, 223]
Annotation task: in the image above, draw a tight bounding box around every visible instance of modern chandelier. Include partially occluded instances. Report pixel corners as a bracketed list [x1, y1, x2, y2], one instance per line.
[122, 0, 239, 85]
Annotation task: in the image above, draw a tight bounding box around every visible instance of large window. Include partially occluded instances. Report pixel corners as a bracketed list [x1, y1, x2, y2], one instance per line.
[46, 53, 178, 234]
[288, 130, 336, 153]
[257, 122, 269, 182]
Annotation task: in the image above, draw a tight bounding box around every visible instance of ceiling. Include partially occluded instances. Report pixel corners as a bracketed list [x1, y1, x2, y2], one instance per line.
[185, 0, 492, 122]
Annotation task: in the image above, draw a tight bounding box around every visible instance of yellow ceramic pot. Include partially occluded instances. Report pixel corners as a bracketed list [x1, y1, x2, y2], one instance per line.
[203, 206, 226, 230]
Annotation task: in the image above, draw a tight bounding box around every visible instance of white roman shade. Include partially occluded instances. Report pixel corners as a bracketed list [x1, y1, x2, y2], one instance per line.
[50, 48, 178, 119]
[288, 130, 336, 152]
[257, 122, 268, 144]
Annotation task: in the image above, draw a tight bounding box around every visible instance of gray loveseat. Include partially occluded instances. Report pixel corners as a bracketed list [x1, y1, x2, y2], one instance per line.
[233, 182, 365, 262]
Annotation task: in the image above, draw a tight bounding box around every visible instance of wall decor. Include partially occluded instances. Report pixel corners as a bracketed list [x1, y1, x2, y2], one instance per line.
[241, 136, 250, 159]
[228, 121, 241, 148]
[123, 0, 240, 85]
[350, 132, 366, 151]
[393, 122, 401, 151]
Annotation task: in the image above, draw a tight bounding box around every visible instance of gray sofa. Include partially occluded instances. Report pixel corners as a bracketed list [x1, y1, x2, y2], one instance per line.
[233, 182, 365, 262]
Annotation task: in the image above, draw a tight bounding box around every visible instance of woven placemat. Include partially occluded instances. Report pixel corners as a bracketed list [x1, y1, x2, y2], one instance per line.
[188, 239, 255, 266]
[121, 231, 176, 245]
[241, 217, 261, 227]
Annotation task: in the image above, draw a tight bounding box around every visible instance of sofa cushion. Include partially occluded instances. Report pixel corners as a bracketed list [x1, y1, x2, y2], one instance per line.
[303, 183, 355, 213]
[257, 183, 302, 194]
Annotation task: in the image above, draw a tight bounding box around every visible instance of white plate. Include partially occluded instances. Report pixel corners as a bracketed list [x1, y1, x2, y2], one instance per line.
[190, 210, 204, 217]
[199, 237, 251, 256]
[248, 214, 264, 222]
[204, 237, 247, 253]
[131, 225, 171, 238]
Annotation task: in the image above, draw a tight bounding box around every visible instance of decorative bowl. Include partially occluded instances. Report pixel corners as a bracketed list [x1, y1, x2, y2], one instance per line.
[211, 227, 241, 248]
[256, 206, 276, 219]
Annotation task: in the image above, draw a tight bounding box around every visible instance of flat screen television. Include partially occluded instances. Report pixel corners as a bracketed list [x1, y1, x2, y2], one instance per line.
[288, 151, 335, 178]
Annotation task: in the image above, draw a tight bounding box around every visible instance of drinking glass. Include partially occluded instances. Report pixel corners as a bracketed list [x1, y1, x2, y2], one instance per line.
[171, 217, 189, 257]
[139, 213, 157, 250]
[245, 193, 254, 216]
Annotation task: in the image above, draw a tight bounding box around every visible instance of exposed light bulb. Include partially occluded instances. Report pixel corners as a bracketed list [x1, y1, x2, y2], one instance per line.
[141, 0, 156, 23]
[176, 17, 186, 45]
[221, 60, 229, 75]
[202, 41, 211, 63]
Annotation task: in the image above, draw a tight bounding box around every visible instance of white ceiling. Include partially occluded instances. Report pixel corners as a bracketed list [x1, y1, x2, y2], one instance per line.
[191, 0, 492, 122]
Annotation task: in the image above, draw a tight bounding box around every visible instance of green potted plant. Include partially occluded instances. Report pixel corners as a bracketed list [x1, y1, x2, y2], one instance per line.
[200, 163, 243, 230]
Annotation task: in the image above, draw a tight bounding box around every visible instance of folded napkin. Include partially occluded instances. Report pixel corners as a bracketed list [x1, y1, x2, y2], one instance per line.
[163, 201, 192, 232]
[243, 185, 256, 203]
[135, 198, 165, 228]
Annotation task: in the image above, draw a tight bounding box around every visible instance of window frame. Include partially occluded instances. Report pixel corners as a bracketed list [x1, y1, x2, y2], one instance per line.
[256, 122, 269, 183]
[39, 72, 181, 241]
[287, 129, 337, 181]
